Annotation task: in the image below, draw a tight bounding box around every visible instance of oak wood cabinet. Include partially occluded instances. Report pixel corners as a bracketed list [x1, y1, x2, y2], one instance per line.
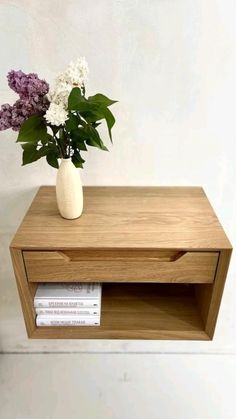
[10, 186, 232, 340]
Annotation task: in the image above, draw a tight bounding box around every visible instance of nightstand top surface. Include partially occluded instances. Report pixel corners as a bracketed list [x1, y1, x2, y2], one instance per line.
[11, 186, 231, 250]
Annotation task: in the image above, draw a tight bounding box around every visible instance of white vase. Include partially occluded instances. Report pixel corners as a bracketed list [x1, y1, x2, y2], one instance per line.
[56, 158, 83, 219]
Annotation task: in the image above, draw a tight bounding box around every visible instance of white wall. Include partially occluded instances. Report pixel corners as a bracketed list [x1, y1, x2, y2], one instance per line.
[0, 0, 235, 353]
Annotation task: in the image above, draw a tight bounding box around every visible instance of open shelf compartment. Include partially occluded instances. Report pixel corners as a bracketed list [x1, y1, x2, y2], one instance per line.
[30, 283, 210, 340]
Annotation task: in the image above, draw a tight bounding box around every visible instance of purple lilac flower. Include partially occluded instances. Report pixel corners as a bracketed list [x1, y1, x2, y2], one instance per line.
[9, 96, 49, 131]
[0, 70, 50, 131]
[0, 104, 13, 130]
[7, 70, 49, 100]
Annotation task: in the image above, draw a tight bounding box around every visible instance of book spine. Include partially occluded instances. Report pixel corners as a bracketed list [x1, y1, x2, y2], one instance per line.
[35, 308, 100, 315]
[36, 316, 100, 327]
[34, 299, 99, 308]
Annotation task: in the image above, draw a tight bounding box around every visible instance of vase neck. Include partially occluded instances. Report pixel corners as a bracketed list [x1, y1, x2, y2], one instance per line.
[61, 158, 72, 163]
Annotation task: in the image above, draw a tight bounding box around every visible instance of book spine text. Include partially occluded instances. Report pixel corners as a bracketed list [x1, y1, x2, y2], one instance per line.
[35, 308, 99, 315]
[36, 317, 100, 327]
[34, 299, 99, 308]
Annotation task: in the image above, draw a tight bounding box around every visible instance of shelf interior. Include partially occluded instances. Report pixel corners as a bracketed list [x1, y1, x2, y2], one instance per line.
[32, 283, 208, 339]
[101, 283, 204, 331]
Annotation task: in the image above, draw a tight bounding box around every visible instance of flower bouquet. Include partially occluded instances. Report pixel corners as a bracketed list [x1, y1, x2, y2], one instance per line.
[0, 58, 117, 218]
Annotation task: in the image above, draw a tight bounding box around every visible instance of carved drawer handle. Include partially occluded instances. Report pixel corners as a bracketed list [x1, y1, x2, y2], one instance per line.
[57, 250, 187, 263]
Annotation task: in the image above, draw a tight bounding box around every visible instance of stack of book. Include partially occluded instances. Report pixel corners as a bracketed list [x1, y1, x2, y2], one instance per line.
[34, 283, 102, 327]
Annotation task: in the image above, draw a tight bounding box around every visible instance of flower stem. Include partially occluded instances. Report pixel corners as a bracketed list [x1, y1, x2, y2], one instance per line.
[57, 138, 65, 158]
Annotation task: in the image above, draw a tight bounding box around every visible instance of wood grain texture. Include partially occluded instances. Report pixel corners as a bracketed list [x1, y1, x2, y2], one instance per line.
[195, 283, 213, 325]
[10, 186, 232, 250]
[195, 249, 232, 339]
[30, 284, 209, 340]
[205, 249, 232, 338]
[10, 248, 36, 337]
[23, 250, 219, 283]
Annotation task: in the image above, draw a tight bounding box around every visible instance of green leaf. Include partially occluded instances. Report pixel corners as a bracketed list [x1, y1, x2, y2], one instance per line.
[75, 101, 99, 112]
[72, 151, 85, 168]
[88, 93, 117, 107]
[86, 137, 108, 151]
[41, 134, 50, 145]
[86, 126, 108, 151]
[46, 152, 59, 169]
[39, 133, 53, 146]
[91, 122, 101, 128]
[68, 87, 82, 108]
[22, 144, 38, 165]
[49, 125, 60, 136]
[71, 124, 108, 151]
[72, 140, 87, 151]
[17, 115, 48, 143]
[80, 107, 115, 142]
[72, 127, 89, 139]
[71, 130, 88, 151]
[21, 144, 50, 165]
[68, 87, 99, 112]
[79, 109, 103, 124]
[65, 113, 80, 131]
[102, 107, 115, 142]
[48, 142, 60, 154]
[77, 141, 87, 151]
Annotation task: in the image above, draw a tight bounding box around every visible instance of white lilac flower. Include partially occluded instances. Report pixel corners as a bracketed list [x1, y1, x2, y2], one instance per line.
[47, 57, 89, 111]
[56, 57, 89, 86]
[48, 81, 72, 108]
[44, 103, 68, 126]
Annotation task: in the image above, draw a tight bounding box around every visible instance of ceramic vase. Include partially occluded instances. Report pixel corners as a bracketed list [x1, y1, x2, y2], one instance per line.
[56, 158, 83, 219]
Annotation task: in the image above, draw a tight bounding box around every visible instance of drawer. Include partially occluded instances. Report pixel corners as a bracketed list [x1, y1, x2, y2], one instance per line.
[23, 249, 219, 283]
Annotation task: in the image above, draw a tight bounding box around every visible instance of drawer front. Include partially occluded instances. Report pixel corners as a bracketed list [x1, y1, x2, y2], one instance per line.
[23, 249, 219, 283]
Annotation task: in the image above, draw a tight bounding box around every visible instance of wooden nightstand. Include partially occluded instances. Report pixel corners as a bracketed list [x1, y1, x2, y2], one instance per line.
[10, 186, 232, 340]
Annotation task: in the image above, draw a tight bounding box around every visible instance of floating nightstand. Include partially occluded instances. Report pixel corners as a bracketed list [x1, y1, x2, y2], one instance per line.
[10, 186, 232, 340]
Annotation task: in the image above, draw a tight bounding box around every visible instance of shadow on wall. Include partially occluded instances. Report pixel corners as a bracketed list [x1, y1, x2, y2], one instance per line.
[0, 187, 39, 232]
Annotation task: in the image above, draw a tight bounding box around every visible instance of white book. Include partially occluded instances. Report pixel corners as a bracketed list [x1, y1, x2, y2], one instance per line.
[35, 307, 100, 316]
[34, 283, 102, 308]
[36, 315, 100, 327]
[34, 299, 100, 308]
